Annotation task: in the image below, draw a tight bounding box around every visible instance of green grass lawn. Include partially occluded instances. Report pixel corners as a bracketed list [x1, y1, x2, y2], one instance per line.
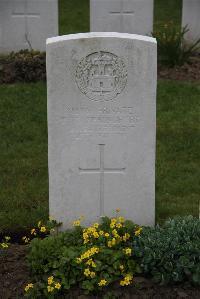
[154, 0, 182, 31]
[59, 0, 89, 35]
[0, 81, 199, 234]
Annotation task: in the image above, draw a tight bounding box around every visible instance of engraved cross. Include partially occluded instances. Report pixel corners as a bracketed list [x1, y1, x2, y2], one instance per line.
[109, 0, 135, 31]
[79, 144, 125, 216]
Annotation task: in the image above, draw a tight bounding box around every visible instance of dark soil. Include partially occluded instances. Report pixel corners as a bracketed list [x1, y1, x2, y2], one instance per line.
[158, 56, 200, 82]
[0, 245, 200, 299]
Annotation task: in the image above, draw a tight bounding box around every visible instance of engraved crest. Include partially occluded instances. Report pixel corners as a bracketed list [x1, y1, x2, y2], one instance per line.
[75, 51, 127, 101]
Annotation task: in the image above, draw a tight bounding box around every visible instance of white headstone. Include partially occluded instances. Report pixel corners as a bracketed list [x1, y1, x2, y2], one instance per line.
[47, 32, 157, 229]
[182, 0, 200, 42]
[90, 0, 154, 36]
[0, 0, 58, 53]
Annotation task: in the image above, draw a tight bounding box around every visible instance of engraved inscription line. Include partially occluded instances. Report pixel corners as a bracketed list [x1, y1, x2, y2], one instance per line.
[79, 144, 125, 216]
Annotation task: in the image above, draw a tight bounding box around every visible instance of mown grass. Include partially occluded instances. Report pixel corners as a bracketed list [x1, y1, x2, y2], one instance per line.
[59, 0, 89, 35]
[0, 83, 48, 233]
[154, 0, 182, 32]
[156, 81, 200, 223]
[0, 81, 199, 233]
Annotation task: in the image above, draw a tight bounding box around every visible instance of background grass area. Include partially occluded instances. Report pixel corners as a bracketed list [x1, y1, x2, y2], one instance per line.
[0, 0, 199, 233]
[154, 0, 182, 31]
[0, 81, 199, 233]
[156, 81, 200, 223]
[59, 0, 89, 35]
[59, 0, 182, 35]
[0, 83, 48, 233]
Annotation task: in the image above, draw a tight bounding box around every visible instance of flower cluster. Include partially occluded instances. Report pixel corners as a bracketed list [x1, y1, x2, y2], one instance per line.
[73, 212, 142, 290]
[47, 276, 61, 293]
[22, 217, 59, 244]
[120, 274, 133, 286]
[77, 246, 100, 262]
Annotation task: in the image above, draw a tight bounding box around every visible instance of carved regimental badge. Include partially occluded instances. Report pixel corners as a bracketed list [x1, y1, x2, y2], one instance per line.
[75, 51, 127, 101]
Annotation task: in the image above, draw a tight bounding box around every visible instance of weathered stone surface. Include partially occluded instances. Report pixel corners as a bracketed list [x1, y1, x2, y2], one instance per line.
[90, 0, 154, 36]
[0, 0, 58, 53]
[47, 32, 157, 229]
[182, 0, 200, 42]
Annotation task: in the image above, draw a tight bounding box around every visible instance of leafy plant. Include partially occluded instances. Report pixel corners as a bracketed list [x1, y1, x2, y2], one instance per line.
[0, 49, 46, 84]
[133, 216, 200, 285]
[26, 213, 141, 297]
[153, 23, 200, 67]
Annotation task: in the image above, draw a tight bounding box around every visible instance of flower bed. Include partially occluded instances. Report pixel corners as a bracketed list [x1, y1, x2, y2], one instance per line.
[1, 214, 200, 298]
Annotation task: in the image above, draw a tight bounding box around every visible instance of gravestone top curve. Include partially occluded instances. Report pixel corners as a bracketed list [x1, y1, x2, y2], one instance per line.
[47, 32, 156, 45]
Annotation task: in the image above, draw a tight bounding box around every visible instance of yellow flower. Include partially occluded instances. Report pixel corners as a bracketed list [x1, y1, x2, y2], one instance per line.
[76, 257, 82, 264]
[73, 220, 81, 227]
[104, 232, 109, 238]
[40, 226, 46, 233]
[120, 274, 133, 286]
[110, 218, 117, 228]
[47, 286, 54, 292]
[55, 282, 61, 290]
[107, 241, 112, 248]
[37, 221, 41, 228]
[24, 283, 33, 292]
[119, 265, 124, 271]
[1, 243, 8, 248]
[93, 231, 99, 238]
[84, 268, 91, 277]
[135, 227, 142, 236]
[111, 238, 116, 246]
[5, 236, 10, 241]
[124, 248, 132, 256]
[48, 276, 54, 285]
[122, 233, 130, 242]
[118, 216, 125, 223]
[90, 271, 96, 278]
[93, 223, 99, 228]
[98, 279, 107, 286]
[31, 228, 36, 235]
[116, 223, 123, 228]
[99, 230, 104, 236]
[86, 259, 96, 268]
[22, 236, 30, 244]
[112, 229, 118, 236]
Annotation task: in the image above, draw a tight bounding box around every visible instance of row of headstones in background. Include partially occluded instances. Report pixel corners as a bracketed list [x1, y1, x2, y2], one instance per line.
[0, 0, 199, 53]
[91, 0, 200, 42]
[47, 32, 157, 229]
[182, 0, 200, 42]
[0, 0, 58, 52]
